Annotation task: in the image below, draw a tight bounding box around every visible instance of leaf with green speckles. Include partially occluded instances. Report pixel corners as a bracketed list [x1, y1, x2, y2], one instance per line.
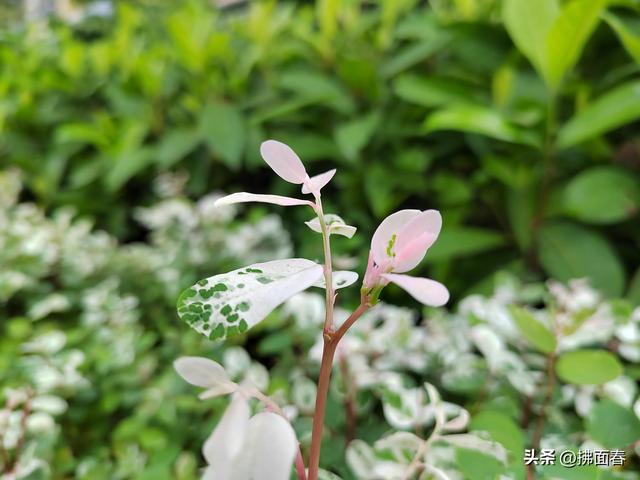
[177, 259, 324, 340]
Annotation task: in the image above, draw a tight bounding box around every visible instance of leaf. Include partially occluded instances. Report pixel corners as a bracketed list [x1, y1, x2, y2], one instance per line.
[105, 147, 154, 192]
[537, 221, 625, 297]
[305, 214, 357, 238]
[556, 350, 623, 385]
[587, 399, 640, 448]
[455, 448, 506, 480]
[200, 102, 245, 169]
[507, 187, 535, 251]
[558, 80, 640, 148]
[393, 74, 484, 108]
[445, 435, 507, 464]
[603, 11, 640, 64]
[312, 271, 359, 290]
[278, 69, 354, 114]
[628, 267, 640, 305]
[510, 306, 557, 354]
[334, 112, 380, 161]
[176, 259, 323, 340]
[543, 0, 607, 89]
[231, 413, 297, 480]
[562, 166, 640, 224]
[469, 410, 525, 457]
[424, 105, 541, 147]
[156, 128, 201, 167]
[427, 227, 505, 263]
[502, 0, 559, 77]
[503, 0, 605, 88]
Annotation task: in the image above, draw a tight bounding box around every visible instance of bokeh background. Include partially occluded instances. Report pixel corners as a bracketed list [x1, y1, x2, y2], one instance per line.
[1, 0, 640, 479]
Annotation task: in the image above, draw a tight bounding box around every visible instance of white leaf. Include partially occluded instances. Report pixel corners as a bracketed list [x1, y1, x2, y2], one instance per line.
[174, 356, 233, 390]
[420, 464, 453, 480]
[305, 214, 357, 238]
[425, 383, 446, 430]
[346, 440, 378, 479]
[230, 412, 297, 480]
[202, 394, 250, 476]
[374, 432, 422, 463]
[177, 259, 324, 339]
[31, 395, 68, 415]
[312, 271, 359, 290]
[442, 406, 470, 432]
[214, 192, 313, 207]
[441, 434, 507, 464]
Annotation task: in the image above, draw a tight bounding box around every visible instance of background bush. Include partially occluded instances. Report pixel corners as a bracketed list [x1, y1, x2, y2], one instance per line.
[2, 0, 640, 300]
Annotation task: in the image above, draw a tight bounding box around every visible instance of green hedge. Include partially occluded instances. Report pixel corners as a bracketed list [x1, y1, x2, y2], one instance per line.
[1, 0, 640, 300]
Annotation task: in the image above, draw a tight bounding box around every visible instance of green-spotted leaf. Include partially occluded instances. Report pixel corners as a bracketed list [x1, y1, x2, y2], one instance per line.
[537, 221, 625, 297]
[424, 105, 541, 147]
[558, 80, 640, 148]
[510, 306, 556, 354]
[587, 399, 640, 448]
[556, 350, 623, 385]
[177, 259, 323, 340]
[562, 166, 640, 224]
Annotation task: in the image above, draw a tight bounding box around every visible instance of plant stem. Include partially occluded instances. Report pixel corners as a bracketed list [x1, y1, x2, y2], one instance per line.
[535, 93, 557, 228]
[315, 198, 335, 334]
[308, 300, 371, 480]
[339, 357, 357, 444]
[308, 196, 372, 480]
[401, 432, 438, 479]
[532, 352, 557, 450]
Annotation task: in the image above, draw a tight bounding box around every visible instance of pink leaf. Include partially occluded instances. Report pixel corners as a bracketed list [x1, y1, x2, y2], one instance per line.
[260, 140, 308, 184]
[381, 273, 449, 307]
[214, 192, 314, 207]
[393, 210, 442, 272]
[370, 210, 421, 266]
[302, 169, 336, 195]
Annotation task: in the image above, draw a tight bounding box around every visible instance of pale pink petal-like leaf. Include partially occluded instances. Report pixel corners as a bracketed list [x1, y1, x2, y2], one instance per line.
[214, 192, 314, 207]
[393, 210, 442, 272]
[229, 412, 297, 480]
[260, 140, 308, 184]
[202, 394, 250, 467]
[381, 273, 449, 307]
[370, 210, 421, 266]
[301, 169, 336, 195]
[174, 357, 231, 388]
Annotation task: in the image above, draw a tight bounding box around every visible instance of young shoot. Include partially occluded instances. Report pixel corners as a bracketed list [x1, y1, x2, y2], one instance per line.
[175, 140, 449, 480]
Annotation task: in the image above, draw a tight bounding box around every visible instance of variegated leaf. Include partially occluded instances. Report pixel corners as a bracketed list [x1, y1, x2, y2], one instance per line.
[177, 259, 323, 340]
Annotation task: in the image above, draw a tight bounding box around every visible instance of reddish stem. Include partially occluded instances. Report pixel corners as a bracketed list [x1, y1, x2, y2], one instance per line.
[307, 301, 370, 480]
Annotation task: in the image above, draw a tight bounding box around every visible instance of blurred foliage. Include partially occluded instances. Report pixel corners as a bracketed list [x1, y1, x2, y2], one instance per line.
[1, 171, 640, 478]
[1, 0, 640, 301]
